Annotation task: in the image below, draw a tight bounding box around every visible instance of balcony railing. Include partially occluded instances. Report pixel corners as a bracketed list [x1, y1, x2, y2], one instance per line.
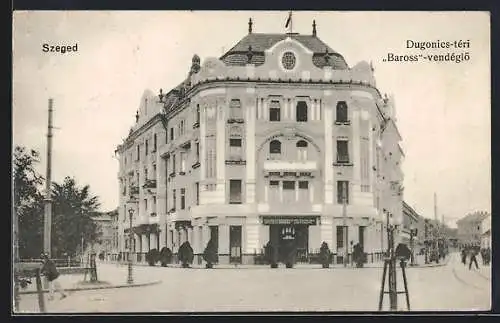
[335, 120, 351, 125]
[143, 179, 157, 189]
[129, 186, 139, 195]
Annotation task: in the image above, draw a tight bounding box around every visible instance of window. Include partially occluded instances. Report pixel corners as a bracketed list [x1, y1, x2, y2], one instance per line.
[144, 168, 148, 181]
[229, 179, 242, 204]
[269, 140, 281, 160]
[152, 196, 157, 214]
[172, 154, 176, 173]
[196, 105, 200, 123]
[180, 152, 187, 172]
[170, 128, 174, 141]
[298, 181, 309, 189]
[180, 188, 186, 210]
[172, 189, 176, 210]
[283, 181, 295, 190]
[269, 101, 281, 121]
[153, 134, 157, 151]
[136, 145, 140, 161]
[144, 198, 148, 212]
[152, 164, 157, 179]
[296, 140, 308, 161]
[230, 99, 242, 119]
[337, 181, 349, 204]
[296, 101, 308, 122]
[281, 52, 297, 70]
[179, 120, 185, 136]
[195, 182, 200, 205]
[298, 181, 309, 203]
[269, 180, 279, 202]
[145, 139, 149, 155]
[195, 142, 200, 162]
[336, 101, 348, 123]
[337, 226, 346, 249]
[337, 140, 349, 163]
[229, 138, 242, 159]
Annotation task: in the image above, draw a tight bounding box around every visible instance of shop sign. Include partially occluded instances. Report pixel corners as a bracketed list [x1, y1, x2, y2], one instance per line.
[262, 216, 317, 225]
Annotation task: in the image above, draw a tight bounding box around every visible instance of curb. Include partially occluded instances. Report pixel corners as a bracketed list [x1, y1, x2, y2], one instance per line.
[19, 280, 161, 295]
[106, 261, 449, 270]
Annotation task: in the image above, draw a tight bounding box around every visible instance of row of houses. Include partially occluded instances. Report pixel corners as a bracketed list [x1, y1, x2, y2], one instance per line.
[456, 211, 491, 249]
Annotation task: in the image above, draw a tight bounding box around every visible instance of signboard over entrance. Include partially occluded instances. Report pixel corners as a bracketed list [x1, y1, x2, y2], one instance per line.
[262, 216, 317, 225]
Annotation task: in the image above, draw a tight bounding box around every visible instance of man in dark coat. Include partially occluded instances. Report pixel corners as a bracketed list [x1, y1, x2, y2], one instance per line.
[468, 246, 479, 270]
[40, 253, 67, 300]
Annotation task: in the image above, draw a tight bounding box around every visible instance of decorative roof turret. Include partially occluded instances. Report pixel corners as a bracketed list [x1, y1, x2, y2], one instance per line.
[248, 18, 253, 34]
[312, 20, 317, 37]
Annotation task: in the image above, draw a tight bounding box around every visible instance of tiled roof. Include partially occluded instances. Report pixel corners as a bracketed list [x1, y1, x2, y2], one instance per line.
[221, 33, 348, 69]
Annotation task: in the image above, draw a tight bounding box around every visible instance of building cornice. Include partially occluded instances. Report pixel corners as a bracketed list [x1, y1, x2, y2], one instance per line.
[116, 114, 163, 154]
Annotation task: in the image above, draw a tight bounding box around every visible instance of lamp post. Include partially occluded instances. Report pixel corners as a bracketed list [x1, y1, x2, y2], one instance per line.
[127, 208, 134, 284]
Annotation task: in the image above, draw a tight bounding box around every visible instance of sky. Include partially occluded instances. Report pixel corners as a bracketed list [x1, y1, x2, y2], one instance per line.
[12, 11, 490, 227]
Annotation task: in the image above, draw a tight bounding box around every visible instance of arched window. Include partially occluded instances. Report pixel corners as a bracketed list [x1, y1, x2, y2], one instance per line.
[296, 140, 308, 161]
[296, 101, 308, 122]
[269, 140, 282, 160]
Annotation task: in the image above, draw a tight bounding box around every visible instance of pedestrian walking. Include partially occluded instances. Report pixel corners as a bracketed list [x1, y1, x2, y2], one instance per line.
[40, 253, 67, 300]
[461, 247, 467, 265]
[468, 246, 479, 270]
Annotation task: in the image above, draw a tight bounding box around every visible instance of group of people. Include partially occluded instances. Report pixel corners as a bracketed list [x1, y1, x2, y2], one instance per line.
[460, 245, 490, 270]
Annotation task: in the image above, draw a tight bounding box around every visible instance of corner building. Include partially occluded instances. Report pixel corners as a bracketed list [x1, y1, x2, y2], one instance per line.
[116, 20, 405, 264]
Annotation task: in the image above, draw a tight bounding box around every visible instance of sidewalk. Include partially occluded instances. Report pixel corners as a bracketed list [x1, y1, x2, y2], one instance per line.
[19, 263, 161, 295]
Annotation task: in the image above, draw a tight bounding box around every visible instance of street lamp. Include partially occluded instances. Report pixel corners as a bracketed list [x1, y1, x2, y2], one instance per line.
[127, 208, 134, 284]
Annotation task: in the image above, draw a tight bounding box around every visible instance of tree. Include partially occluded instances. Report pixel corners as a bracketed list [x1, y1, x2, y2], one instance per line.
[51, 176, 102, 258]
[14, 146, 45, 259]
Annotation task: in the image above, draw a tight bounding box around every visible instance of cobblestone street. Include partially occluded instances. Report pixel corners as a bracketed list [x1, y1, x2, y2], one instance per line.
[17, 252, 490, 313]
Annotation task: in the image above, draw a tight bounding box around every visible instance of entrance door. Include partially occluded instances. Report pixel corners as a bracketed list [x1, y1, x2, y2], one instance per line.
[229, 226, 242, 264]
[269, 224, 309, 262]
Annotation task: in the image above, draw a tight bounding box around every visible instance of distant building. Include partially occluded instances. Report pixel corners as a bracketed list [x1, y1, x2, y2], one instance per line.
[115, 17, 405, 264]
[400, 202, 421, 246]
[456, 211, 490, 246]
[480, 213, 491, 249]
[91, 209, 119, 259]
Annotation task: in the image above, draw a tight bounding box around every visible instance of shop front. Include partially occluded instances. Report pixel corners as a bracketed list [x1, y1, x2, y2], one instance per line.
[262, 216, 319, 262]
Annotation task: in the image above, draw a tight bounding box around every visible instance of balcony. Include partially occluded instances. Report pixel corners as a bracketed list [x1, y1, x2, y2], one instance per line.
[227, 111, 244, 124]
[129, 185, 139, 196]
[143, 179, 157, 189]
[192, 121, 200, 129]
[226, 154, 246, 165]
[335, 120, 351, 126]
[333, 156, 353, 166]
[192, 159, 200, 169]
[263, 160, 317, 171]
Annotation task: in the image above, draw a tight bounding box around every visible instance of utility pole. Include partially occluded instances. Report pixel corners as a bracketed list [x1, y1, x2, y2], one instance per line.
[44, 98, 54, 257]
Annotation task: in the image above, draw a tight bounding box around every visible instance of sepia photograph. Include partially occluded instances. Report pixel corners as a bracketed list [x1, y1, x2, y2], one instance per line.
[12, 10, 491, 313]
